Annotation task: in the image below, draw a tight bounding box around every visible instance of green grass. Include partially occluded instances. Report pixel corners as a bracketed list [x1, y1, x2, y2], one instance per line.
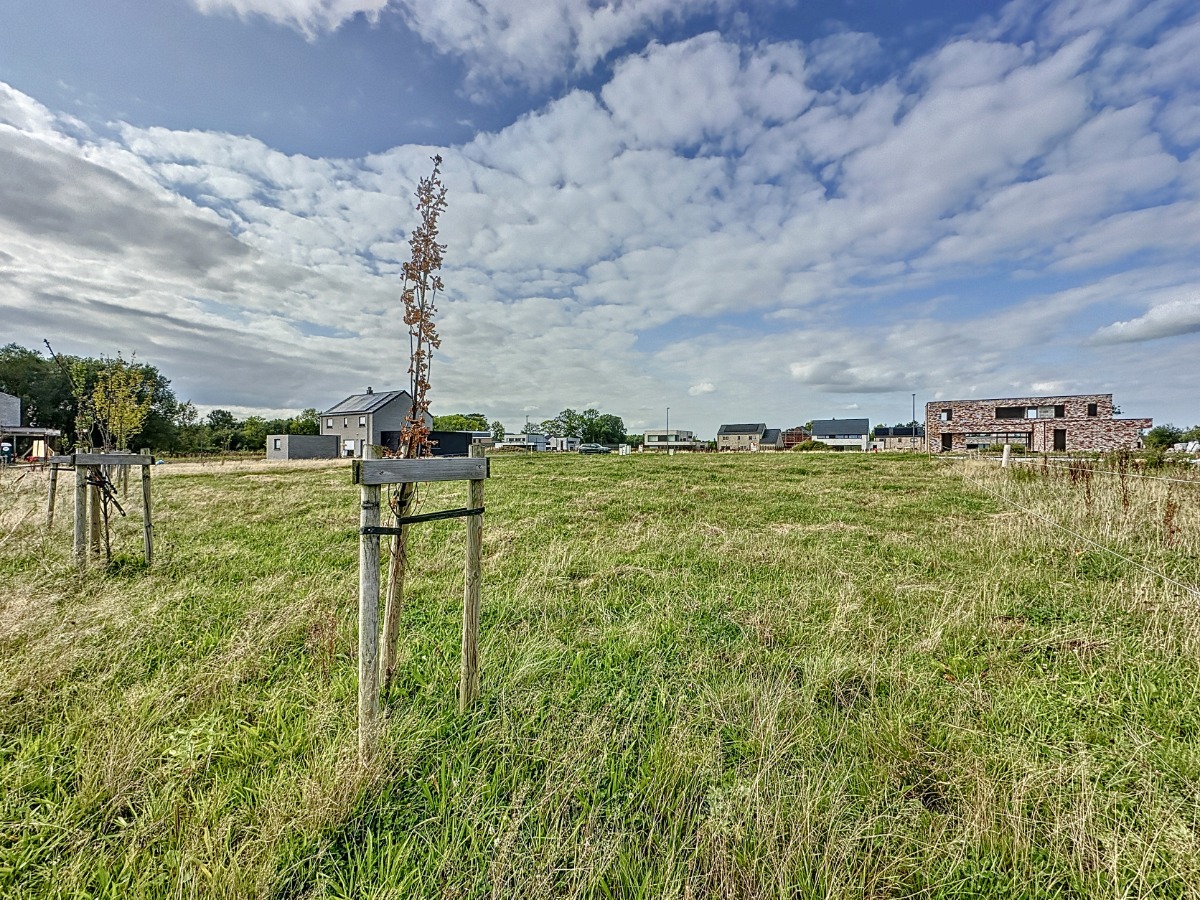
[1, 453, 1199, 898]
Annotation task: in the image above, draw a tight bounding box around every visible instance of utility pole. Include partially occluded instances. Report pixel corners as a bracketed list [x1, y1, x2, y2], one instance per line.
[912, 393, 917, 450]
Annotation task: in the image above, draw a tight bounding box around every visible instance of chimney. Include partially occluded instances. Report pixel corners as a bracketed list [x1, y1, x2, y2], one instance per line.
[366, 386, 373, 394]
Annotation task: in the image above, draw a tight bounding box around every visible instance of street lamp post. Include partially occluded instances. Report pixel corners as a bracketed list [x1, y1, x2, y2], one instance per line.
[912, 393, 917, 450]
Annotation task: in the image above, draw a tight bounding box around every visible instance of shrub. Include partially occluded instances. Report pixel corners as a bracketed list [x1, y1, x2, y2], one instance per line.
[791, 440, 829, 452]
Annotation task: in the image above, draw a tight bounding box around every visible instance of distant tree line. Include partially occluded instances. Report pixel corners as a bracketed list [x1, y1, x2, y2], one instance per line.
[532, 408, 627, 444]
[1145, 423, 1200, 449]
[0, 342, 318, 453]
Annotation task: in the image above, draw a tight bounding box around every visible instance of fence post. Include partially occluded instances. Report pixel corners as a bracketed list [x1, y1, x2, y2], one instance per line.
[141, 463, 153, 565]
[460, 444, 485, 712]
[73, 463, 87, 565]
[1002, 444, 1011, 468]
[358, 479, 382, 761]
[47, 463, 59, 526]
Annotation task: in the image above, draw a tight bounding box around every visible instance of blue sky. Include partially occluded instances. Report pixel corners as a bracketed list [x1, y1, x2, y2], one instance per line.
[1, 0, 1197, 435]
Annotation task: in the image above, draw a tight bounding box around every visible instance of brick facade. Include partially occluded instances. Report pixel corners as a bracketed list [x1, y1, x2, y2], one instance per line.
[925, 394, 1151, 453]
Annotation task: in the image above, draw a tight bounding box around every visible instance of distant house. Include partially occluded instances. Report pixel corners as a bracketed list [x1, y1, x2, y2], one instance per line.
[717, 423, 766, 451]
[321, 387, 432, 458]
[643, 429, 702, 452]
[782, 426, 811, 449]
[873, 425, 925, 451]
[810, 418, 870, 451]
[495, 433, 548, 451]
[0, 391, 19, 426]
[546, 436, 582, 452]
[0, 391, 62, 461]
[759, 428, 784, 451]
[266, 434, 340, 460]
[925, 394, 1150, 453]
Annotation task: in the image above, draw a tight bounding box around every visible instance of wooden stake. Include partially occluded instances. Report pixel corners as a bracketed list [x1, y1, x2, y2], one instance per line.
[47, 463, 59, 526]
[358, 481, 381, 761]
[380, 482, 413, 688]
[459, 471, 484, 712]
[73, 465, 87, 565]
[1002, 444, 1011, 468]
[141, 464, 153, 565]
[88, 469, 102, 557]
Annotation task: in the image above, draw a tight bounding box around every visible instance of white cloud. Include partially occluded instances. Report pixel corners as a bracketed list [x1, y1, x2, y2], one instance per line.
[1092, 295, 1200, 343]
[189, 0, 390, 38]
[688, 382, 716, 396]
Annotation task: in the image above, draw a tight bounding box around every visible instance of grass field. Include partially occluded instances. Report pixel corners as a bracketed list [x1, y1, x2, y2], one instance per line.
[2, 452, 1199, 898]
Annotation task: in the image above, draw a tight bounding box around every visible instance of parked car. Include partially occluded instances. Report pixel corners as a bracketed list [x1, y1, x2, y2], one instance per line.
[578, 443, 611, 454]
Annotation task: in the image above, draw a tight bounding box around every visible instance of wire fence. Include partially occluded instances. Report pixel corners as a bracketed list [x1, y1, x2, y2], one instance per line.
[959, 465, 1200, 601]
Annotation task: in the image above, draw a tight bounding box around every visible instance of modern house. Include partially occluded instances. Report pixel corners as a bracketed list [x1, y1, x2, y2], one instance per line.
[925, 394, 1151, 453]
[873, 425, 925, 451]
[321, 387, 431, 458]
[0, 391, 18, 427]
[546, 436, 582, 452]
[759, 428, 784, 451]
[0, 390, 62, 462]
[266, 434, 340, 460]
[717, 423, 766, 451]
[782, 426, 812, 449]
[643, 429, 702, 452]
[495, 433, 548, 452]
[810, 418, 870, 451]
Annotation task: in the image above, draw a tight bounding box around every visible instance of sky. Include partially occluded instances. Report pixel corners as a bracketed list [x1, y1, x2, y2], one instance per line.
[1, 0, 1198, 437]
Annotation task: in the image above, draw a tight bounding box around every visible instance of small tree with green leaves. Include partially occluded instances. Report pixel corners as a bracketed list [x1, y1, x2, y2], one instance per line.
[91, 354, 154, 451]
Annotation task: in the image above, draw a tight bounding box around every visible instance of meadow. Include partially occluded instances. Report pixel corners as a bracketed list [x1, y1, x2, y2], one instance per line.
[1, 451, 1199, 899]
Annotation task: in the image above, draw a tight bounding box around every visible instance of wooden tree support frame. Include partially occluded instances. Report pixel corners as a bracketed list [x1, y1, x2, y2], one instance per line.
[352, 452, 489, 761]
[47, 453, 155, 567]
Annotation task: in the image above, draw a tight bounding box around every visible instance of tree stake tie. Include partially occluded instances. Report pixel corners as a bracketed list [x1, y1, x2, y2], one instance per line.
[361, 505, 484, 533]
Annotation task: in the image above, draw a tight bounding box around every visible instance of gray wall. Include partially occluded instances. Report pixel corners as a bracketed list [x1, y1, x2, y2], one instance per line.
[266, 434, 340, 460]
[0, 391, 20, 426]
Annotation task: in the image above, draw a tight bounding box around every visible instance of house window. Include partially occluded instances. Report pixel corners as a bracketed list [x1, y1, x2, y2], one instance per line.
[1087, 403, 1098, 417]
[325, 418, 333, 429]
[1036, 406, 1057, 419]
[939, 409, 952, 421]
[996, 406, 1024, 419]
[359, 416, 366, 427]
[272, 438, 281, 450]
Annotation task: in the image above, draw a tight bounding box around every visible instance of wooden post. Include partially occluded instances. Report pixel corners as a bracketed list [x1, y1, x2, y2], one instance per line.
[73, 464, 87, 565]
[141, 464, 153, 565]
[88, 468, 102, 557]
[46, 463, 59, 526]
[358, 481, 382, 761]
[1001, 444, 1011, 468]
[380, 481, 414, 687]
[460, 444, 485, 712]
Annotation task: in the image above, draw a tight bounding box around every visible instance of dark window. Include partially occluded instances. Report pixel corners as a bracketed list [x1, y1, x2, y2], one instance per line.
[1087, 403, 1098, 416]
[940, 408, 952, 421]
[996, 406, 1025, 419]
[1053, 428, 1066, 452]
[1055, 405, 1065, 418]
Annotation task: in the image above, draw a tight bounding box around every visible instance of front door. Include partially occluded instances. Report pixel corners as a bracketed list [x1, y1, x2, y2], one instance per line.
[941, 433, 953, 451]
[1053, 428, 1066, 452]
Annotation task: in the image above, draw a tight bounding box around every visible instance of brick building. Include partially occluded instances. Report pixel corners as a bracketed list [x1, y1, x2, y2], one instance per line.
[925, 394, 1151, 453]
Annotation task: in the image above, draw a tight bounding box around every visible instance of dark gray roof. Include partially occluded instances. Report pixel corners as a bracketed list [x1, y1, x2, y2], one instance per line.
[762, 428, 782, 443]
[810, 418, 870, 436]
[323, 389, 411, 415]
[717, 423, 766, 436]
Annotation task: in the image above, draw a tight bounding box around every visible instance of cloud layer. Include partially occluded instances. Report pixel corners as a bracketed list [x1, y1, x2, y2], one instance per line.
[4, 0, 1200, 432]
